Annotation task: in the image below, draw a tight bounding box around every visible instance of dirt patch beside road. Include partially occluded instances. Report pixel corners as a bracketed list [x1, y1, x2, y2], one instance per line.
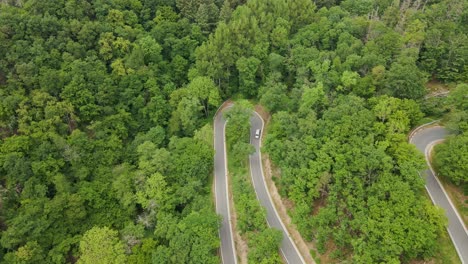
[254, 105, 271, 124]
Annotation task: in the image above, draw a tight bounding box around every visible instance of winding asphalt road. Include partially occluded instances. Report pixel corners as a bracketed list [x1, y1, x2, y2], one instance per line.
[249, 112, 306, 264]
[214, 108, 237, 264]
[410, 125, 468, 264]
[214, 107, 306, 264]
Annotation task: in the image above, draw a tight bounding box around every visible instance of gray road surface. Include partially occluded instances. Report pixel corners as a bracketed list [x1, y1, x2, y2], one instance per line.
[410, 126, 468, 264]
[249, 113, 306, 264]
[214, 111, 237, 264]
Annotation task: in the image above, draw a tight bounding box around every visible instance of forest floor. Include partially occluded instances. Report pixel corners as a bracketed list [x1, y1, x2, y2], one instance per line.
[425, 80, 451, 92]
[425, 80, 453, 98]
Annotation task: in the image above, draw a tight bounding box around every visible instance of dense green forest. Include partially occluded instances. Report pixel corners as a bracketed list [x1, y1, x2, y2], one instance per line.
[0, 0, 223, 263]
[0, 0, 466, 263]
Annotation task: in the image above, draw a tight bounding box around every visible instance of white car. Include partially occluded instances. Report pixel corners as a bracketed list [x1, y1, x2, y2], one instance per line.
[255, 129, 261, 139]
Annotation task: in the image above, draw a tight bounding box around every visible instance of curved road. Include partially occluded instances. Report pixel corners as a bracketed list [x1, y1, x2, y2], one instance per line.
[249, 112, 306, 264]
[410, 126, 468, 264]
[214, 108, 306, 264]
[214, 108, 237, 264]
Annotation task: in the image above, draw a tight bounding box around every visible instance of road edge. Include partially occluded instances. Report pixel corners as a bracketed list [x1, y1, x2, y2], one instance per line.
[213, 102, 237, 264]
[425, 140, 467, 264]
[408, 119, 441, 141]
[425, 140, 468, 236]
[409, 124, 467, 264]
[252, 111, 307, 264]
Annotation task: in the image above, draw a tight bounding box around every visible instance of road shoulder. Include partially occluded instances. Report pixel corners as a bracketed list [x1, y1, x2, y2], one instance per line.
[254, 105, 315, 264]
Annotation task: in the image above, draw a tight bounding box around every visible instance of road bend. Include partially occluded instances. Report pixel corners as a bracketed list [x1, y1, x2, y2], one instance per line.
[410, 126, 468, 264]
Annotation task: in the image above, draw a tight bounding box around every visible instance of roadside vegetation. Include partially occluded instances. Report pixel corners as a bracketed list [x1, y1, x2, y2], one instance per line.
[224, 101, 283, 264]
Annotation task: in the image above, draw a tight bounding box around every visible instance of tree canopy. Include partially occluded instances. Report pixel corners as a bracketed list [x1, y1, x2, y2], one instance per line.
[0, 0, 220, 263]
[0, 0, 465, 262]
[434, 84, 468, 188]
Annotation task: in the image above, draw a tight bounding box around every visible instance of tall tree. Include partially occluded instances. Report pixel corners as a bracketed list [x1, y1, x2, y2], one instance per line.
[385, 57, 426, 100]
[78, 227, 126, 264]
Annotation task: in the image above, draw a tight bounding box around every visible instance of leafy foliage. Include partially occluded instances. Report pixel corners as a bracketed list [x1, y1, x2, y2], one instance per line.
[434, 133, 468, 186]
[0, 1, 219, 263]
[434, 84, 468, 188]
[78, 227, 126, 264]
[0, 0, 464, 262]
